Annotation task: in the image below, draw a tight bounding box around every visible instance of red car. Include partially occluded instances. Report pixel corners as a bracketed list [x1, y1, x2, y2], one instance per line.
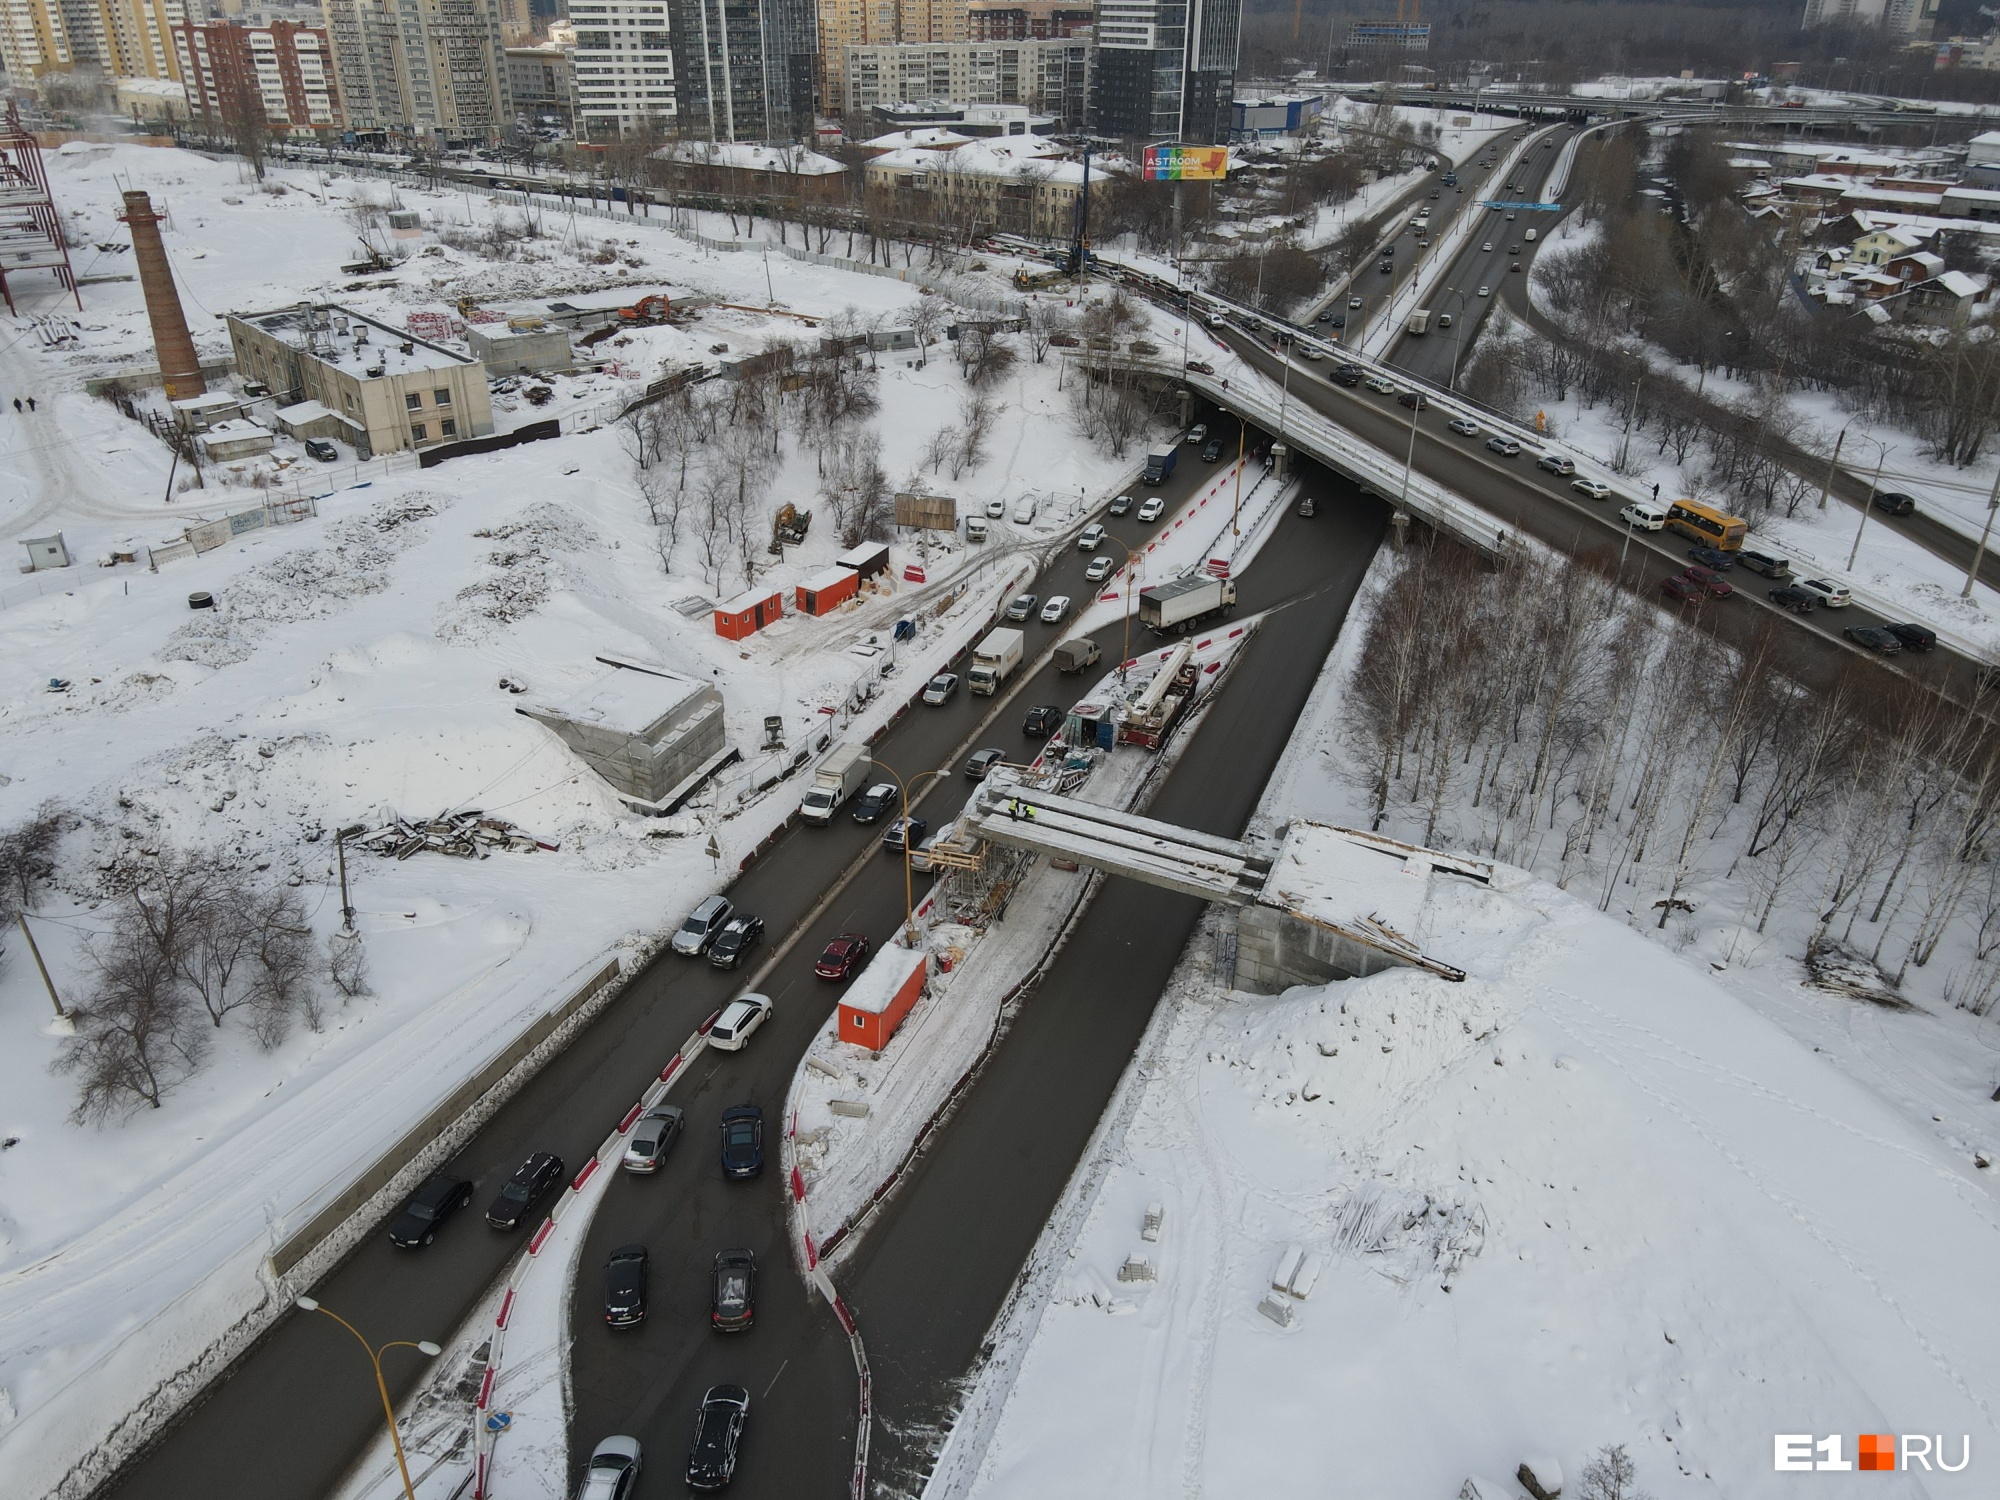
[1679, 565, 1734, 599]
[815, 932, 870, 981]
[1659, 574, 1702, 603]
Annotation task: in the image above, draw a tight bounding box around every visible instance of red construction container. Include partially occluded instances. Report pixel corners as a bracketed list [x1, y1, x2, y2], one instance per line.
[713, 586, 784, 641]
[795, 565, 859, 617]
[836, 944, 928, 1052]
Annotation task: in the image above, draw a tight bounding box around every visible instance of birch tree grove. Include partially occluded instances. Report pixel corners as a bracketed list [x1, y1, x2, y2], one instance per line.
[1340, 542, 2000, 998]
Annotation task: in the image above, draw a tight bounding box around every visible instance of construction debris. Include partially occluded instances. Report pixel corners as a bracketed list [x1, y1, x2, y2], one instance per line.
[349, 809, 559, 861]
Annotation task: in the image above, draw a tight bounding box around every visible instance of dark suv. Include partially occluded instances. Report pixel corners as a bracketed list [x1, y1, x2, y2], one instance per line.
[686, 1385, 750, 1491]
[1874, 490, 1917, 517]
[486, 1151, 565, 1230]
[707, 913, 764, 970]
[389, 1173, 472, 1248]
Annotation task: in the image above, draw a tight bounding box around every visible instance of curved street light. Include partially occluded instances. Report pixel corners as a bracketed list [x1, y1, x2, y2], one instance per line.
[295, 1297, 441, 1500]
[868, 759, 955, 943]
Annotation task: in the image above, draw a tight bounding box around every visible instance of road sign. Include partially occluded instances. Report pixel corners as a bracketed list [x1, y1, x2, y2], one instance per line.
[1477, 200, 1562, 211]
[485, 1411, 512, 1434]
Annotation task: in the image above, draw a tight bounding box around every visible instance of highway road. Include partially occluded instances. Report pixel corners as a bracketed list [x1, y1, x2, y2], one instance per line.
[1217, 332, 1995, 713]
[563, 448, 1387, 1496]
[94, 437, 1259, 1500]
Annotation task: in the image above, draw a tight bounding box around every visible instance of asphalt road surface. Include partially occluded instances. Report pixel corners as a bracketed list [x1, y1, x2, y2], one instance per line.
[563, 453, 1388, 1495]
[96, 440, 1254, 1500]
[1218, 335, 1993, 715]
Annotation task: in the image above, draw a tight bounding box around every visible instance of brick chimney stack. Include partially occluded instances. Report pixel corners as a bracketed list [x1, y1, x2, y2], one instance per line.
[117, 191, 206, 401]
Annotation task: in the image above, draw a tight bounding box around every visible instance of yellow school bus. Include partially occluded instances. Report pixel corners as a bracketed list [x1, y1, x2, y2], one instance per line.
[1666, 499, 1747, 551]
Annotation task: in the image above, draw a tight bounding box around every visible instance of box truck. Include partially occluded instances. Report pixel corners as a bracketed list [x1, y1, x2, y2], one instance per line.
[1140, 576, 1236, 634]
[1142, 446, 1178, 485]
[799, 743, 871, 824]
[1407, 309, 1431, 335]
[968, 627, 1025, 695]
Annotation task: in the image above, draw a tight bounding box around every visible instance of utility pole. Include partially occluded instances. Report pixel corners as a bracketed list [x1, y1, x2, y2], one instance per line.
[1816, 425, 1846, 511]
[1963, 465, 2000, 599]
[19, 913, 65, 1019]
[1617, 374, 1643, 471]
[335, 824, 366, 932]
[1846, 446, 1889, 572]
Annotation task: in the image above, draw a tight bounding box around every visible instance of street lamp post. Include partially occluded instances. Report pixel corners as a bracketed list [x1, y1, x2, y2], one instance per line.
[1443, 289, 1471, 390]
[871, 761, 954, 943]
[295, 1297, 441, 1500]
[1963, 465, 2000, 599]
[1846, 441, 1892, 573]
[1098, 536, 1142, 674]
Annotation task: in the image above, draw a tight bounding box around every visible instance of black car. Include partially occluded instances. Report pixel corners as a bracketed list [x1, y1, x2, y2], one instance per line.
[1736, 549, 1791, 580]
[1332, 364, 1363, 387]
[486, 1151, 565, 1230]
[1378, 258, 1394, 274]
[1200, 439, 1224, 462]
[882, 816, 928, 854]
[303, 438, 338, 463]
[720, 1105, 764, 1179]
[1885, 622, 1937, 651]
[711, 1249, 757, 1332]
[389, 1173, 473, 1248]
[707, 913, 764, 970]
[1875, 490, 1918, 516]
[851, 783, 900, 823]
[604, 1244, 649, 1327]
[1768, 586, 1818, 614]
[1397, 390, 1430, 411]
[1022, 704, 1063, 738]
[1687, 546, 1735, 571]
[1315, 311, 1332, 323]
[1845, 625, 1902, 655]
[686, 1385, 750, 1491]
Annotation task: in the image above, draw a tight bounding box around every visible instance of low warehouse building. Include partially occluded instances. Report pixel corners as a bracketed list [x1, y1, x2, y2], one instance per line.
[837, 943, 928, 1051]
[517, 654, 733, 811]
[468, 324, 574, 375]
[713, 585, 785, 641]
[835, 541, 891, 582]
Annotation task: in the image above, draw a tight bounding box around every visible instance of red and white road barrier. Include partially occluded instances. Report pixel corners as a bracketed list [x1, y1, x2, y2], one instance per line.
[787, 1105, 874, 1498]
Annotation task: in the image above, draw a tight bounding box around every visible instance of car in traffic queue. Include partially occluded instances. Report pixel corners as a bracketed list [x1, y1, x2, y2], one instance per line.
[815, 932, 870, 980]
[1109, 493, 1134, 515]
[1845, 625, 1902, 655]
[1660, 574, 1704, 604]
[852, 783, 900, 823]
[603, 1244, 649, 1327]
[882, 815, 928, 855]
[1735, 550, 1791, 580]
[1798, 578, 1853, 608]
[1023, 704, 1063, 738]
[1078, 523, 1106, 550]
[719, 1105, 764, 1179]
[921, 672, 959, 705]
[686, 1385, 751, 1491]
[390, 1173, 474, 1248]
[1085, 555, 1116, 583]
[1536, 453, 1575, 476]
[1004, 593, 1038, 621]
[622, 1106, 685, 1172]
[1572, 478, 1612, 500]
[1885, 622, 1937, 651]
[1486, 436, 1522, 458]
[671, 895, 734, 956]
[1767, 586, 1818, 614]
[707, 994, 773, 1051]
[1679, 565, 1734, 599]
[711, 1249, 757, 1332]
[1448, 417, 1481, 437]
[964, 748, 1006, 780]
[574, 1437, 642, 1500]
[1040, 595, 1072, 624]
[1137, 496, 1165, 522]
[486, 1151, 565, 1230]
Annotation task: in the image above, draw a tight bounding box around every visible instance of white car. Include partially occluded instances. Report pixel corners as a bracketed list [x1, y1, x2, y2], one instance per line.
[1187, 423, 1209, 445]
[1477, 285, 1490, 297]
[707, 994, 773, 1052]
[1011, 497, 1037, 524]
[1572, 478, 1613, 500]
[1078, 523, 1106, 551]
[985, 498, 1005, 519]
[1137, 496, 1165, 522]
[1364, 374, 1397, 394]
[1085, 555, 1115, 583]
[1799, 577, 1853, 608]
[575, 1435, 641, 1500]
[1447, 417, 1480, 437]
[1039, 595, 1072, 624]
[1481, 241, 1493, 252]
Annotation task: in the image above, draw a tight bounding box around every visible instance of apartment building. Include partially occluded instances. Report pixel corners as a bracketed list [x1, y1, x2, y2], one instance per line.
[668, 0, 815, 141]
[506, 41, 573, 125]
[819, 0, 968, 122]
[0, 0, 184, 83]
[226, 303, 495, 458]
[321, 0, 512, 144]
[965, 0, 1091, 39]
[842, 38, 1089, 125]
[568, 0, 673, 136]
[173, 18, 340, 133]
[1093, 0, 1239, 143]
[863, 132, 1085, 236]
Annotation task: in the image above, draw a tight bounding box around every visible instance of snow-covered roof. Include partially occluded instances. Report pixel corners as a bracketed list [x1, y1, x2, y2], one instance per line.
[1972, 130, 2000, 148]
[840, 942, 926, 1016]
[651, 141, 847, 175]
[1897, 250, 1947, 274]
[1843, 188, 1950, 210]
[1933, 269, 1990, 298]
[1852, 210, 2000, 239]
[869, 135, 1090, 185]
[531, 658, 711, 738]
[1943, 186, 2000, 204]
[170, 390, 241, 412]
[202, 418, 269, 441]
[862, 127, 974, 151]
[1727, 157, 1772, 171]
[231, 304, 475, 378]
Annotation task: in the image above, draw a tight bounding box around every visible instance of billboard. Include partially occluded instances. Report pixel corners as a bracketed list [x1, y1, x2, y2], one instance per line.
[1143, 144, 1228, 182]
[894, 492, 958, 531]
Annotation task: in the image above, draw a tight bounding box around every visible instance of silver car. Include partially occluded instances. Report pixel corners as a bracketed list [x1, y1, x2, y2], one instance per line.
[622, 1106, 685, 1173]
[671, 895, 733, 956]
[575, 1435, 641, 1500]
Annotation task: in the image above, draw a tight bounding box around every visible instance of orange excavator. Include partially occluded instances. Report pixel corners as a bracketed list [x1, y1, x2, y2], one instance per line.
[618, 293, 671, 326]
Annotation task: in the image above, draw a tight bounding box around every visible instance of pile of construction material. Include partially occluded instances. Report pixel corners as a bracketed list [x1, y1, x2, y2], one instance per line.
[350, 810, 559, 860]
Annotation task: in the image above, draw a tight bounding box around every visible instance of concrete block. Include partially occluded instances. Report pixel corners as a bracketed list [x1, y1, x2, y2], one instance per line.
[1141, 1201, 1163, 1242]
[828, 1098, 870, 1118]
[1256, 1294, 1295, 1328]
[1271, 1243, 1304, 1293]
[1117, 1254, 1155, 1283]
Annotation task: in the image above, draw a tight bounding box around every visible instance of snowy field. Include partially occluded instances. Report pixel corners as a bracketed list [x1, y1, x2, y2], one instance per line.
[0, 142, 1159, 1497]
[953, 549, 2000, 1500]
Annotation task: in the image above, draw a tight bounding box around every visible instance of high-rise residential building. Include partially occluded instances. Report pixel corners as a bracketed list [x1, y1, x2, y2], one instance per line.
[0, 0, 186, 83]
[506, 41, 572, 125]
[668, 0, 814, 142]
[173, 18, 340, 132]
[568, 0, 673, 136]
[1092, 0, 1236, 143]
[965, 0, 1090, 40]
[321, 0, 512, 143]
[841, 37, 1089, 125]
[1800, 0, 1939, 38]
[819, 0, 967, 123]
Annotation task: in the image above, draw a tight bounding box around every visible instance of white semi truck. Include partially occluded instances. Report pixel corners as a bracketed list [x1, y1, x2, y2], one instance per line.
[1140, 576, 1237, 634]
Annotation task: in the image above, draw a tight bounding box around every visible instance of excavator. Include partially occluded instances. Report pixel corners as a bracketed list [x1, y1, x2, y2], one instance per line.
[618, 293, 672, 326]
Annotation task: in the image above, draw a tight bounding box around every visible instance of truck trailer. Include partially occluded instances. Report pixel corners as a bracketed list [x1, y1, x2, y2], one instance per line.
[968, 627, 1026, 695]
[799, 743, 871, 824]
[1140, 576, 1236, 634]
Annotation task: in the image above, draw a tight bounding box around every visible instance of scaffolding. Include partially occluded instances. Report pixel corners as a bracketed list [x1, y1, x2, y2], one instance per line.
[0, 102, 80, 314]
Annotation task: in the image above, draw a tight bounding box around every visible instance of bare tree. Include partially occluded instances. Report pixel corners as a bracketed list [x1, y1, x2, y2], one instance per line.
[0, 801, 67, 930]
[56, 921, 209, 1119]
[1576, 1445, 1651, 1500]
[952, 393, 997, 479]
[328, 930, 372, 999]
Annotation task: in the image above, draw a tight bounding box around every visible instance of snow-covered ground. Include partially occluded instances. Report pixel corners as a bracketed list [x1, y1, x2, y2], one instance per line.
[0, 142, 1167, 1497]
[948, 547, 2000, 1500]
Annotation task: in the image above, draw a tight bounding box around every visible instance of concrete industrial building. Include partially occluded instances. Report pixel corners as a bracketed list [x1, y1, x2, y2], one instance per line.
[1092, 0, 1239, 143]
[669, 0, 816, 141]
[172, 18, 340, 134]
[518, 655, 732, 810]
[567, 0, 674, 136]
[320, 0, 512, 144]
[226, 303, 495, 457]
[841, 38, 1090, 125]
[818, 0, 969, 124]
